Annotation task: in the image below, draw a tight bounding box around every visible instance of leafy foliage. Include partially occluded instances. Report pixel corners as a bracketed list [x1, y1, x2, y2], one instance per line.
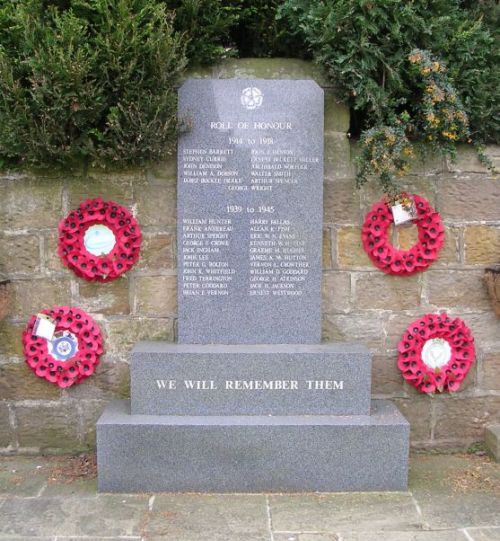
[356, 114, 414, 194]
[0, 0, 498, 175]
[166, 0, 239, 65]
[0, 0, 186, 167]
[280, 0, 499, 192]
[228, 0, 305, 58]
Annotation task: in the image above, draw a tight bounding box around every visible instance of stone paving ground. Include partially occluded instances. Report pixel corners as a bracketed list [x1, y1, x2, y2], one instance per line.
[0, 453, 498, 541]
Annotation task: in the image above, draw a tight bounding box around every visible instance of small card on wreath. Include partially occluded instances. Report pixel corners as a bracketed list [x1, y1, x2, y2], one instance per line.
[33, 313, 56, 340]
[389, 193, 417, 226]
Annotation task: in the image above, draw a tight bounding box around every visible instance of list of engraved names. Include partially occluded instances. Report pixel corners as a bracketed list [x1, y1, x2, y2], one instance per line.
[180, 129, 319, 297]
[177, 79, 323, 344]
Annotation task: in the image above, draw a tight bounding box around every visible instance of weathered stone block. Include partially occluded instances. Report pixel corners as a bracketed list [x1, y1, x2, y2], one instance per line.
[324, 134, 356, 179]
[0, 402, 13, 448]
[0, 321, 25, 358]
[322, 314, 386, 351]
[393, 224, 418, 251]
[434, 396, 500, 442]
[432, 226, 460, 267]
[146, 159, 177, 184]
[337, 227, 372, 268]
[78, 279, 130, 316]
[104, 318, 175, 360]
[323, 228, 333, 270]
[464, 226, 500, 265]
[439, 175, 500, 222]
[485, 424, 500, 461]
[406, 151, 446, 176]
[324, 90, 350, 133]
[427, 270, 490, 310]
[392, 396, 433, 444]
[43, 232, 67, 274]
[10, 279, 71, 318]
[360, 177, 436, 216]
[0, 235, 40, 275]
[67, 170, 140, 209]
[322, 272, 351, 314]
[371, 354, 405, 396]
[136, 232, 175, 271]
[481, 352, 500, 391]
[448, 145, 492, 174]
[354, 273, 422, 310]
[67, 360, 130, 400]
[212, 58, 329, 85]
[324, 179, 360, 225]
[80, 399, 108, 449]
[134, 275, 176, 317]
[0, 177, 63, 230]
[0, 363, 60, 400]
[135, 181, 176, 227]
[15, 404, 83, 452]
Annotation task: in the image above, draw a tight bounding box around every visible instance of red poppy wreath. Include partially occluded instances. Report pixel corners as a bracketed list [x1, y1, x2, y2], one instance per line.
[58, 198, 141, 282]
[361, 194, 444, 275]
[397, 313, 475, 394]
[23, 307, 103, 388]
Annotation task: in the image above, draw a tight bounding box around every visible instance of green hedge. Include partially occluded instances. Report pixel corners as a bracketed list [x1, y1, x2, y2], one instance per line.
[0, 0, 186, 167]
[0, 0, 497, 172]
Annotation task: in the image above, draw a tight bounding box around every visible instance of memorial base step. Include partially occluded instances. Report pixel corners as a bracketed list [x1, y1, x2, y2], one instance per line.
[96, 399, 409, 493]
[131, 342, 372, 416]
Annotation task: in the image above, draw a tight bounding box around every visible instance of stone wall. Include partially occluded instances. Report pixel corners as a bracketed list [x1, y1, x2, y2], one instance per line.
[0, 59, 499, 454]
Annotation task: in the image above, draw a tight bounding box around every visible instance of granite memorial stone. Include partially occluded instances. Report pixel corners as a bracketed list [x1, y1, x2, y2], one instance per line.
[131, 343, 372, 416]
[97, 74, 410, 493]
[177, 79, 323, 344]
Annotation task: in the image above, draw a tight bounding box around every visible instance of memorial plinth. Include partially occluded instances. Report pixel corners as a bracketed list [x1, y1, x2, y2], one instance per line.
[98, 399, 408, 493]
[130, 343, 372, 416]
[97, 76, 410, 493]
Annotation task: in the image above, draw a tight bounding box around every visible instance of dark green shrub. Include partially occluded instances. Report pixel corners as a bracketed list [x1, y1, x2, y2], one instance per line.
[166, 0, 239, 65]
[229, 0, 305, 58]
[0, 0, 186, 167]
[279, 0, 498, 191]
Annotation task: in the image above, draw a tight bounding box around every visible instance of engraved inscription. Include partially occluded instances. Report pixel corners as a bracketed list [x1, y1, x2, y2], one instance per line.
[154, 379, 345, 392]
[178, 79, 323, 343]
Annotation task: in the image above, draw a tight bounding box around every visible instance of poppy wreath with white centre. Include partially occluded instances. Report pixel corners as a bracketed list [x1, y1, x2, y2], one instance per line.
[361, 195, 444, 275]
[397, 313, 475, 393]
[23, 307, 104, 388]
[58, 198, 142, 282]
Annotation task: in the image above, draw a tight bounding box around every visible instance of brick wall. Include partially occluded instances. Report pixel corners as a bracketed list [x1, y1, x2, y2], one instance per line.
[0, 59, 499, 453]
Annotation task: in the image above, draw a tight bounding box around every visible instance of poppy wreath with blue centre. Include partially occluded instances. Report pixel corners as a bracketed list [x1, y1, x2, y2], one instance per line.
[58, 198, 142, 282]
[23, 306, 104, 388]
[361, 194, 444, 275]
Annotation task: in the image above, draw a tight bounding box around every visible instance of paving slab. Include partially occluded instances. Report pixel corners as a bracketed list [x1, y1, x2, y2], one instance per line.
[410, 455, 500, 529]
[0, 454, 498, 540]
[339, 532, 469, 541]
[465, 528, 500, 541]
[0, 538, 56, 541]
[72, 495, 149, 538]
[0, 497, 77, 537]
[274, 534, 339, 541]
[57, 538, 141, 541]
[40, 476, 97, 497]
[0, 457, 48, 497]
[269, 493, 423, 533]
[146, 494, 269, 541]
